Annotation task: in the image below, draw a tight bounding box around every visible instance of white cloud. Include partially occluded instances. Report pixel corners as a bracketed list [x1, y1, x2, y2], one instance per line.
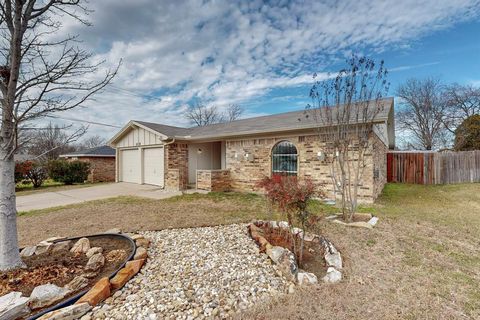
[48, 0, 480, 138]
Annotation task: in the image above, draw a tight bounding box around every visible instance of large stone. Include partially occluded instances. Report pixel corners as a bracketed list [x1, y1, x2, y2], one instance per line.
[347, 221, 373, 229]
[133, 247, 148, 260]
[268, 221, 278, 228]
[85, 253, 105, 272]
[51, 240, 72, 253]
[76, 277, 110, 306]
[125, 259, 145, 274]
[135, 238, 150, 248]
[65, 276, 89, 292]
[28, 284, 70, 309]
[278, 221, 289, 229]
[70, 238, 91, 254]
[297, 271, 318, 285]
[37, 302, 92, 320]
[368, 216, 379, 227]
[20, 246, 36, 257]
[353, 212, 373, 222]
[277, 250, 298, 282]
[322, 267, 342, 283]
[35, 243, 53, 255]
[303, 232, 317, 242]
[110, 267, 135, 291]
[0, 292, 30, 320]
[86, 247, 103, 259]
[130, 234, 144, 241]
[324, 241, 342, 270]
[266, 246, 286, 264]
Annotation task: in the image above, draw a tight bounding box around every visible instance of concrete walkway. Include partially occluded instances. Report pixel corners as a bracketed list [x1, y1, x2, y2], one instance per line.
[16, 182, 182, 212]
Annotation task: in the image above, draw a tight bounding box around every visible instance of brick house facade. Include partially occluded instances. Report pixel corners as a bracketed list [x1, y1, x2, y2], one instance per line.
[60, 146, 116, 183]
[110, 98, 394, 203]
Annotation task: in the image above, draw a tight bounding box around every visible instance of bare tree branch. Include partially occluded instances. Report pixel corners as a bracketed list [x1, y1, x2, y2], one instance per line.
[307, 55, 389, 221]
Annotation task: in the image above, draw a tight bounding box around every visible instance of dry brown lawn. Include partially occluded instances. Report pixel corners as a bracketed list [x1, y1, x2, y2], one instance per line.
[17, 183, 480, 319]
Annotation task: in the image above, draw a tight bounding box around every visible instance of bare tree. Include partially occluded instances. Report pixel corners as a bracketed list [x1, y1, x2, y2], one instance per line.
[443, 83, 480, 133]
[0, 0, 118, 270]
[396, 78, 449, 150]
[185, 103, 243, 126]
[307, 55, 389, 222]
[79, 134, 106, 149]
[185, 104, 221, 126]
[226, 104, 243, 122]
[26, 122, 86, 160]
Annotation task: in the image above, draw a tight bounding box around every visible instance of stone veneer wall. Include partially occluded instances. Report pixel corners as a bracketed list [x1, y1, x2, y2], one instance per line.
[196, 170, 231, 192]
[165, 143, 188, 191]
[225, 132, 388, 203]
[68, 157, 115, 183]
[372, 133, 388, 199]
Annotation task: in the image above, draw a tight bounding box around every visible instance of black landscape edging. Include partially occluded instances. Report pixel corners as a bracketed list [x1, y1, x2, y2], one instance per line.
[25, 233, 136, 320]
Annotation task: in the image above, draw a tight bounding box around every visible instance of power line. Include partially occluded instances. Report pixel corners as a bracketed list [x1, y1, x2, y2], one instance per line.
[45, 115, 121, 128]
[106, 85, 164, 102]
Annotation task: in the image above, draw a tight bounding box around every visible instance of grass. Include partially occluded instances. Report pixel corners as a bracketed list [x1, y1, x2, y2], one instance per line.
[16, 183, 480, 319]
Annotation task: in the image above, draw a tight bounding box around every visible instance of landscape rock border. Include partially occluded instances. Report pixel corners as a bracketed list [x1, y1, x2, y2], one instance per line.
[4, 230, 147, 320]
[249, 221, 343, 285]
[326, 212, 379, 229]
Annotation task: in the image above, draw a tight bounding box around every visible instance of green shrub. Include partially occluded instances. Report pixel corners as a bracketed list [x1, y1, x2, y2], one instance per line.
[454, 114, 480, 151]
[48, 160, 90, 185]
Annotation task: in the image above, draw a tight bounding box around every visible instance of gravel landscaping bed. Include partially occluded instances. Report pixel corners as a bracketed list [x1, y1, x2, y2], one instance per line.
[85, 224, 290, 319]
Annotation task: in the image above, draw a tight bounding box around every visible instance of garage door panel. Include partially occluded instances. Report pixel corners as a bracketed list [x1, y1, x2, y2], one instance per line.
[143, 147, 164, 187]
[120, 149, 140, 183]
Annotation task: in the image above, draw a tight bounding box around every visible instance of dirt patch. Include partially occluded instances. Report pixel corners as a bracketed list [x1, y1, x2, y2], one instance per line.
[259, 226, 327, 277]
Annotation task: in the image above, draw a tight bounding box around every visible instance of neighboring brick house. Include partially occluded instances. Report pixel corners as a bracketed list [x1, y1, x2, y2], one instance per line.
[60, 145, 116, 183]
[109, 98, 395, 203]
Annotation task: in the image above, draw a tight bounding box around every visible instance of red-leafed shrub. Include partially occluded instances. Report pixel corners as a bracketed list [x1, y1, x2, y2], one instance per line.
[15, 161, 48, 188]
[256, 175, 324, 265]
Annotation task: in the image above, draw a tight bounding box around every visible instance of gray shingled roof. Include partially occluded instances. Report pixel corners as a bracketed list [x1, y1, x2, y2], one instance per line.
[134, 98, 393, 140]
[60, 145, 116, 157]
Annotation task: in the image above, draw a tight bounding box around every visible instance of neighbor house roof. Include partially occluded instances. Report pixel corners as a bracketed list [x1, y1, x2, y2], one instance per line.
[110, 97, 394, 143]
[60, 145, 116, 158]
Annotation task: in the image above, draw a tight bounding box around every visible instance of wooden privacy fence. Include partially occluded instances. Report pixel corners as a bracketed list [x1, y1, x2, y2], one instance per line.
[387, 150, 480, 184]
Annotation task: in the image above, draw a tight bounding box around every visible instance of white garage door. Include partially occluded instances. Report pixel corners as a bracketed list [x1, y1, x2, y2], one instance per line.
[143, 147, 164, 187]
[120, 149, 140, 183]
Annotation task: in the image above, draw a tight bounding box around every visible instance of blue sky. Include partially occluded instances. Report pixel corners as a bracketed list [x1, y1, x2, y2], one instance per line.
[53, 0, 480, 139]
[249, 19, 480, 115]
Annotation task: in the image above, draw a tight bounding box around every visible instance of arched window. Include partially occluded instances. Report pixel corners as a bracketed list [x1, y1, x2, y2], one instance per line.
[272, 140, 298, 176]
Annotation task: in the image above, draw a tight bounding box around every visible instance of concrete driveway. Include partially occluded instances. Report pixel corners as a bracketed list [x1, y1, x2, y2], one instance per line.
[16, 182, 182, 212]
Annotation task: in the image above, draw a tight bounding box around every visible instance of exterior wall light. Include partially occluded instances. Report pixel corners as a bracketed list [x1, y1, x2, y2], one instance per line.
[317, 151, 325, 161]
[197, 148, 202, 155]
[244, 153, 253, 161]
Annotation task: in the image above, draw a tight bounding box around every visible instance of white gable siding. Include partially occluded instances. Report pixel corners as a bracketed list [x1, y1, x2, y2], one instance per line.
[116, 126, 164, 148]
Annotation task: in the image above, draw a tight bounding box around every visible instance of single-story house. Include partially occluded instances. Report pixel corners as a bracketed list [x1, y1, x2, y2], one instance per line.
[108, 98, 395, 202]
[60, 145, 116, 183]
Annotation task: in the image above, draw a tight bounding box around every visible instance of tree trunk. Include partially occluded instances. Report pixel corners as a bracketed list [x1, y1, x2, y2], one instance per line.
[0, 156, 23, 270]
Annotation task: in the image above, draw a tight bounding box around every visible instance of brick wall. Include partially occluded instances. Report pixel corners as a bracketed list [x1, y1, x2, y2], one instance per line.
[68, 157, 115, 183]
[372, 133, 388, 198]
[165, 143, 188, 191]
[196, 170, 231, 192]
[225, 132, 387, 203]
